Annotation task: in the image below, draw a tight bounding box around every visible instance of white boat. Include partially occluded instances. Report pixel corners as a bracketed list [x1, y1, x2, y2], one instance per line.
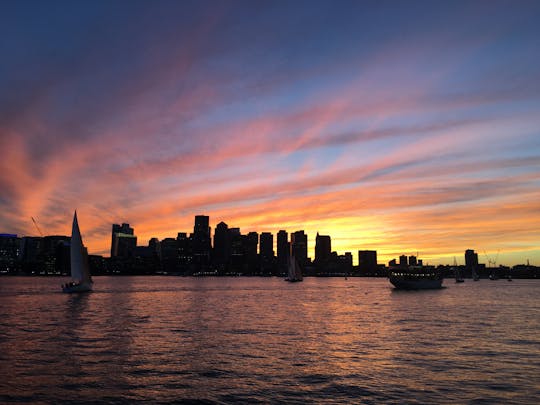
[285, 252, 303, 282]
[388, 266, 443, 290]
[62, 211, 93, 293]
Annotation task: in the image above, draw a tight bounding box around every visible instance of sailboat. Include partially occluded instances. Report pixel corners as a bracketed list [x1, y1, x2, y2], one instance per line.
[62, 211, 93, 293]
[285, 252, 303, 282]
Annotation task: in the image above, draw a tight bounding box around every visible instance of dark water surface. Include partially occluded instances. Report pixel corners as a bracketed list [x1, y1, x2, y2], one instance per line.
[0, 277, 539, 404]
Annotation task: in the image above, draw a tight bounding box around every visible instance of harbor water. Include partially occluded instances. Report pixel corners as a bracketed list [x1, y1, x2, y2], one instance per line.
[1, 276, 539, 404]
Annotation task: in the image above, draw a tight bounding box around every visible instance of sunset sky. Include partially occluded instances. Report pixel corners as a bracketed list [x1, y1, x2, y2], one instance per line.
[1, 0, 539, 266]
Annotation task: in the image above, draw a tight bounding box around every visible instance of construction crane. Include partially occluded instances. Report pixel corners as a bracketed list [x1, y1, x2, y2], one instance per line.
[31, 217, 44, 237]
[483, 250, 500, 268]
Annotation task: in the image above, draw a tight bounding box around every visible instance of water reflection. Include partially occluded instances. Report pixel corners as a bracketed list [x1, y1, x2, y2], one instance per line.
[0, 277, 538, 403]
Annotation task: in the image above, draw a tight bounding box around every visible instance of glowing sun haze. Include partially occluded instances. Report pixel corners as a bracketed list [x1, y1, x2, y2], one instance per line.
[1, 0, 539, 266]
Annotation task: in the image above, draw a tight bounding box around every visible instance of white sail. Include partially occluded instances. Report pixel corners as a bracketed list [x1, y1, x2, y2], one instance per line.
[287, 253, 303, 282]
[70, 211, 91, 284]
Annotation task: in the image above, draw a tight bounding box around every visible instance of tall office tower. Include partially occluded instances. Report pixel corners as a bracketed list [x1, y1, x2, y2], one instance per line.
[229, 228, 243, 270]
[245, 232, 259, 274]
[291, 230, 308, 266]
[277, 230, 289, 268]
[399, 255, 408, 267]
[409, 255, 417, 266]
[259, 232, 274, 275]
[259, 232, 274, 259]
[213, 222, 231, 268]
[192, 215, 211, 267]
[465, 249, 479, 269]
[358, 250, 378, 274]
[111, 223, 134, 257]
[314, 233, 331, 264]
[177, 232, 192, 268]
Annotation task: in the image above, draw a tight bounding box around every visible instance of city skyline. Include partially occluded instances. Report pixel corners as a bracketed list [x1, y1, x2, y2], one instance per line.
[0, 214, 530, 268]
[1, 1, 539, 266]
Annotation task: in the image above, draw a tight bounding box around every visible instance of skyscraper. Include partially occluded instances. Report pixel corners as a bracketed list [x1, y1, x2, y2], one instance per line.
[314, 233, 331, 264]
[192, 215, 211, 268]
[111, 223, 137, 257]
[291, 230, 308, 266]
[259, 232, 274, 259]
[465, 249, 479, 269]
[111, 223, 136, 258]
[277, 230, 288, 269]
[259, 232, 274, 275]
[213, 221, 230, 269]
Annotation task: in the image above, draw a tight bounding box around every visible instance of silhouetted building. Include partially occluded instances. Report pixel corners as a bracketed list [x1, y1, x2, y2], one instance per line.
[149, 238, 161, 261]
[177, 232, 192, 271]
[161, 237, 179, 273]
[213, 221, 231, 271]
[0, 234, 21, 274]
[277, 230, 289, 270]
[245, 232, 259, 274]
[339, 252, 353, 272]
[315, 233, 331, 265]
[465, 249, 479, 269]
[111, 223, 134, 257]
[42, 235, 70, 275]
[260, 232, 273, 259]
[112, 232, 137, 258]
[291, 231, 308, 266]
[399, 255, 408, 267]
[409, 255, 417, 266]
[192, 215, 211, 269]
[20, 236, 42, 273]
[358, 250, 378, 275]
[259, 232, 274, 275]
[229, 228, 243, 272]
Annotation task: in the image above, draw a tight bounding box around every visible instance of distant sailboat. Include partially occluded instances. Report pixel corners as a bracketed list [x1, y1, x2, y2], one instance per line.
[285, 251, 303, 282]
[62, 211, 93, 293]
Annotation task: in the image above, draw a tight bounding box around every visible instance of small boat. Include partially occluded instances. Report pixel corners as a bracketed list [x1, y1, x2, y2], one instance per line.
[388, 266, 443, 290]
[285, 251, 303, 282]
[62, 211, 93, 293]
